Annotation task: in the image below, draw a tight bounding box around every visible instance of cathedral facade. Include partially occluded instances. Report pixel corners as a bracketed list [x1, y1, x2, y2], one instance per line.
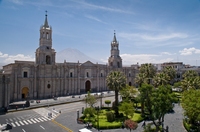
[0, 14, 138, 108]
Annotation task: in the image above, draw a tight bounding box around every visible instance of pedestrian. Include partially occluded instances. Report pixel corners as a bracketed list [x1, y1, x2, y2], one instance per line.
[23, 104, 24, 109]
[142, 121, 146, 127]
[15, 106, 18, 110]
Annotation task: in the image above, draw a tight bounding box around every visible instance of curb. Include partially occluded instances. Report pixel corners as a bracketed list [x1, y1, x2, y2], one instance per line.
[7, 94, 114, 113]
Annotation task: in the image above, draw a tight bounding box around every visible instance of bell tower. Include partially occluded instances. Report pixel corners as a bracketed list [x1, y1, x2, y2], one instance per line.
[108, 31, 122, 68]
[35, 11, 56, 65]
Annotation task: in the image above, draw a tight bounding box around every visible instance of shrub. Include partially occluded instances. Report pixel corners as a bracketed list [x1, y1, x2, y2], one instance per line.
[106, 112, 115, 122]
[83, 107, 96, 117]
[105, 100, 111, 107]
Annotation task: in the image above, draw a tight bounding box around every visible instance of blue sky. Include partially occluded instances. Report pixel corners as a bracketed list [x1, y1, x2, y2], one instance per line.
[1, 0, 200, 66]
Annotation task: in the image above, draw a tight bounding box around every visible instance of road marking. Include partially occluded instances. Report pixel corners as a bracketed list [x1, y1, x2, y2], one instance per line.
[27, 119, 33, 124]
[22, 128, 26, 132]
[30, 119, 36, 123]
[15, 121, 20, 126]
[41, 117, 48, 121]
[23, 120, 29, 125]
[9, 118, 13, 121]
[19, 121, 25, 125]
[52, 120, 73, 132]
[34, 118, 40, 122]
[17, 117, 21, 120]
[40, 125, 45, 130]
[11, 122, 16, 127]
[38, 118, 44, 122]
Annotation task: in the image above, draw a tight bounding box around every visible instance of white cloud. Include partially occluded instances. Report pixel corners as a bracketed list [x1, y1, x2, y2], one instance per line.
[121, 54, 175, 65]
[74, 1, 134, 14]
[8, 0, 23, 5]
[85, 15, 107, 24]
[160, 52, 176, 55]
[0, 52, 34, 64]
[179, 47, 200, 55]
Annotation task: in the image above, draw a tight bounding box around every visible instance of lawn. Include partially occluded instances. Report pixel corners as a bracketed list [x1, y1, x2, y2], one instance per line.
[82, 109, 143, 129]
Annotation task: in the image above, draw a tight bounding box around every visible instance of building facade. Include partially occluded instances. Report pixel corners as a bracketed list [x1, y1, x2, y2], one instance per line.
[0, 14, 138, 108]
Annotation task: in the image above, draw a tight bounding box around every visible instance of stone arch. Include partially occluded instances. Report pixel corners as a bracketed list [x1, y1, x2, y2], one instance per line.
[85, 80, 91, 92]
[22, 87, 29, 99]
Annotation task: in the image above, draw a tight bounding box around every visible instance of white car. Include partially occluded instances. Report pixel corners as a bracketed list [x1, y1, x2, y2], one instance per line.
[78, 128, 92, 132]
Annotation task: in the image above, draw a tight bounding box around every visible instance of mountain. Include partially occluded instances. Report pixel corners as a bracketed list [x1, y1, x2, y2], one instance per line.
[56, 48, 103, 64]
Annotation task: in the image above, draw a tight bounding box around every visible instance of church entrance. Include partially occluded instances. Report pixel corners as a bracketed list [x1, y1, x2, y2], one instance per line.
[85, 80, 91, 92]
[22, 87, 29, 99]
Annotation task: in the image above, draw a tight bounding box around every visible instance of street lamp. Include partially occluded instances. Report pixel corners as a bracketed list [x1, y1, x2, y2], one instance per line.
[77, 110, 79, 120]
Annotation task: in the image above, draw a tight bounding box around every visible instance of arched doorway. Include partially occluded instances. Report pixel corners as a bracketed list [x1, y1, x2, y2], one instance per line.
[129, 82, 132, 86]
[22, 87, 29, 99]
[85, 80, 91, 92]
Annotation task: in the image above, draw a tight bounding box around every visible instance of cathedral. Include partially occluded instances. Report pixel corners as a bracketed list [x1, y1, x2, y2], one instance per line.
[0, 13, 138, 108]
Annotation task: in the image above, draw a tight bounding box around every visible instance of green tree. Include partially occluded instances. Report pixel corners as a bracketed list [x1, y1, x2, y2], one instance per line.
[153, 72, 170, 87]
[106, 71, 126, 117]
[151, 85, 174, 131]
[119, 85, 137, 101]
[119, 101, 134, 119]
[85, 92, 97, 107]
[174, 81, 181, 88]
[138, 83, 154, 116]
[139, 63, 156, 84]
[182, 89, 200, 125]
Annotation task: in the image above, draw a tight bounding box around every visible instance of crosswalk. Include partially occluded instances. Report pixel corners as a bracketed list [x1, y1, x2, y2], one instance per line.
[3, 108, 58, 128]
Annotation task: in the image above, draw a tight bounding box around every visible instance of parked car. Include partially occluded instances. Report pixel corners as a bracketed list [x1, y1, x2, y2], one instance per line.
[0, 123, 12, 131]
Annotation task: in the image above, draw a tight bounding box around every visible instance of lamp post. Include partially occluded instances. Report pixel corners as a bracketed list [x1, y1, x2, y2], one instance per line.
[77, 110, 79, 120]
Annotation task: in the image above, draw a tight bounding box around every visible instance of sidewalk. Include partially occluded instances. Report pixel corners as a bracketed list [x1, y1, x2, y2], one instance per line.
[5, 91, 115, 113]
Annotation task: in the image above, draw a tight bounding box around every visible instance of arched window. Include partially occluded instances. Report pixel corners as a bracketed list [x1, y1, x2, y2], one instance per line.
[117, 62, 120, 68]
[101, 73, 103, 77]
[87, 72, 89, 77]
[70, 72, 73, 77]
[46, 55, 51, 64]
[47, 84, 51, 89]
[43, 32, 45, 38]
[110, 62, 113, 66]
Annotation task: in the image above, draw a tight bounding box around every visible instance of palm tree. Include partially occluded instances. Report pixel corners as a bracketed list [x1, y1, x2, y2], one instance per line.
[106, 71, 126, 116]
[181, 76, 200, 91]
[153, 72, 170, 87]
[135, 73, 147, 87]
[139, 63, 156, 84]
[162, 66, 176, 84]
[182, 70, 198, 79]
